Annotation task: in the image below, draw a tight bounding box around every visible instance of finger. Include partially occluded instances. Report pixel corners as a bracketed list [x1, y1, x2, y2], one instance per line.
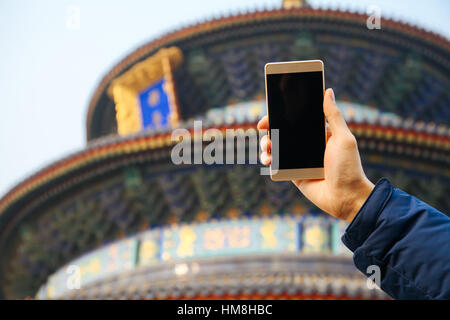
[260, 134, 272, 153]
[326, 122, 332, 142]
[292, 178, 322, 196]
[257, 115, 269, 130]
[323, 88, 350, 136]
[260, 152, 272, 166]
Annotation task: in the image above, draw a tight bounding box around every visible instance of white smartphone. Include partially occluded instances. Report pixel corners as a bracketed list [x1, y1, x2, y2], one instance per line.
[264, 60, 326, 181]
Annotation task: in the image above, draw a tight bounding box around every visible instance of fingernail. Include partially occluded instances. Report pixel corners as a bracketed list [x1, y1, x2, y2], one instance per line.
[329, 88, 335, 102]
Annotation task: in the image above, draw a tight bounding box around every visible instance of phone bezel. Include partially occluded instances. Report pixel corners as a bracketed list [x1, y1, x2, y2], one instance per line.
[264, 60, 326, 181]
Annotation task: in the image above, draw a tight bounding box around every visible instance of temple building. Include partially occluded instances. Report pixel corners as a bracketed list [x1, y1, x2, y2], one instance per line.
[0, 1, 448, 299]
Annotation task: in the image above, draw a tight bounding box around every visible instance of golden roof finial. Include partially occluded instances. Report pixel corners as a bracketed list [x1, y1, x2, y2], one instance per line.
[282, 0, 310, 9]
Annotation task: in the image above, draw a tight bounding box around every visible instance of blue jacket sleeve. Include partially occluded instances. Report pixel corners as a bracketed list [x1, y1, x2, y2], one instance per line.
[341, 178, 450, 300]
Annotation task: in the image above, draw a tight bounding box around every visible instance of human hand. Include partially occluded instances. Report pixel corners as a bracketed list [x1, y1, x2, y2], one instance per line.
[257, 88, 374, 223]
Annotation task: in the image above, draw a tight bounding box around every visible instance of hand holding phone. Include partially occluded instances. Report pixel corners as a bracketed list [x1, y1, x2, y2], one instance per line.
[259, 85, 375, 223]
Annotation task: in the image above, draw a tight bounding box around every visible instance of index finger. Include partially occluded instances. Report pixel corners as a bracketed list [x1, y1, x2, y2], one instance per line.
[257, 115, 269, 130]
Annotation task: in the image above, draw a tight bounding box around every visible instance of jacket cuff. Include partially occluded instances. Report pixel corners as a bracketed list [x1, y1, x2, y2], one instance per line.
[341, 178, 393, 252]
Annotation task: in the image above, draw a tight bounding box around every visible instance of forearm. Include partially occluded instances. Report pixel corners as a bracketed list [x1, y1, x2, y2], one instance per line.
[342, 178, 450, 300]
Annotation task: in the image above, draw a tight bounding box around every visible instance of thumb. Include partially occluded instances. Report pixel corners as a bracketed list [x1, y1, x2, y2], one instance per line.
[323, 88, 349, 135]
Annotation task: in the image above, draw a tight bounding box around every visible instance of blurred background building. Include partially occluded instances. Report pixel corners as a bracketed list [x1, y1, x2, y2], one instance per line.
[0, 0, 448, 299]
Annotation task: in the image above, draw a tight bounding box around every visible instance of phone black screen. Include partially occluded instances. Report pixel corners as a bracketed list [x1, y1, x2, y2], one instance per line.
[266, 71, 325, 170]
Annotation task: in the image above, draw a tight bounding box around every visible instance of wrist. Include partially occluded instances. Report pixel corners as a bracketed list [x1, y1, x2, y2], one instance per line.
[344, 178, 375, 223]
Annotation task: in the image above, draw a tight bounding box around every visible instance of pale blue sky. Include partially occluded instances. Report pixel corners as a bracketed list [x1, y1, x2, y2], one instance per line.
[0, 0, 449, 197]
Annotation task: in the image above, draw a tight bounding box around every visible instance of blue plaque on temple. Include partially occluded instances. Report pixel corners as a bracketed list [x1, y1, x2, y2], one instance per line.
[138, 78, 171, 130]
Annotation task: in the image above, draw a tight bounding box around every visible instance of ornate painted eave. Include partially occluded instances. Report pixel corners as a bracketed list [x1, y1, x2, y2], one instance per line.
[85, 7, 450, 141]
[0, 107, 448, 234]
[49, 254, 390, 300]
